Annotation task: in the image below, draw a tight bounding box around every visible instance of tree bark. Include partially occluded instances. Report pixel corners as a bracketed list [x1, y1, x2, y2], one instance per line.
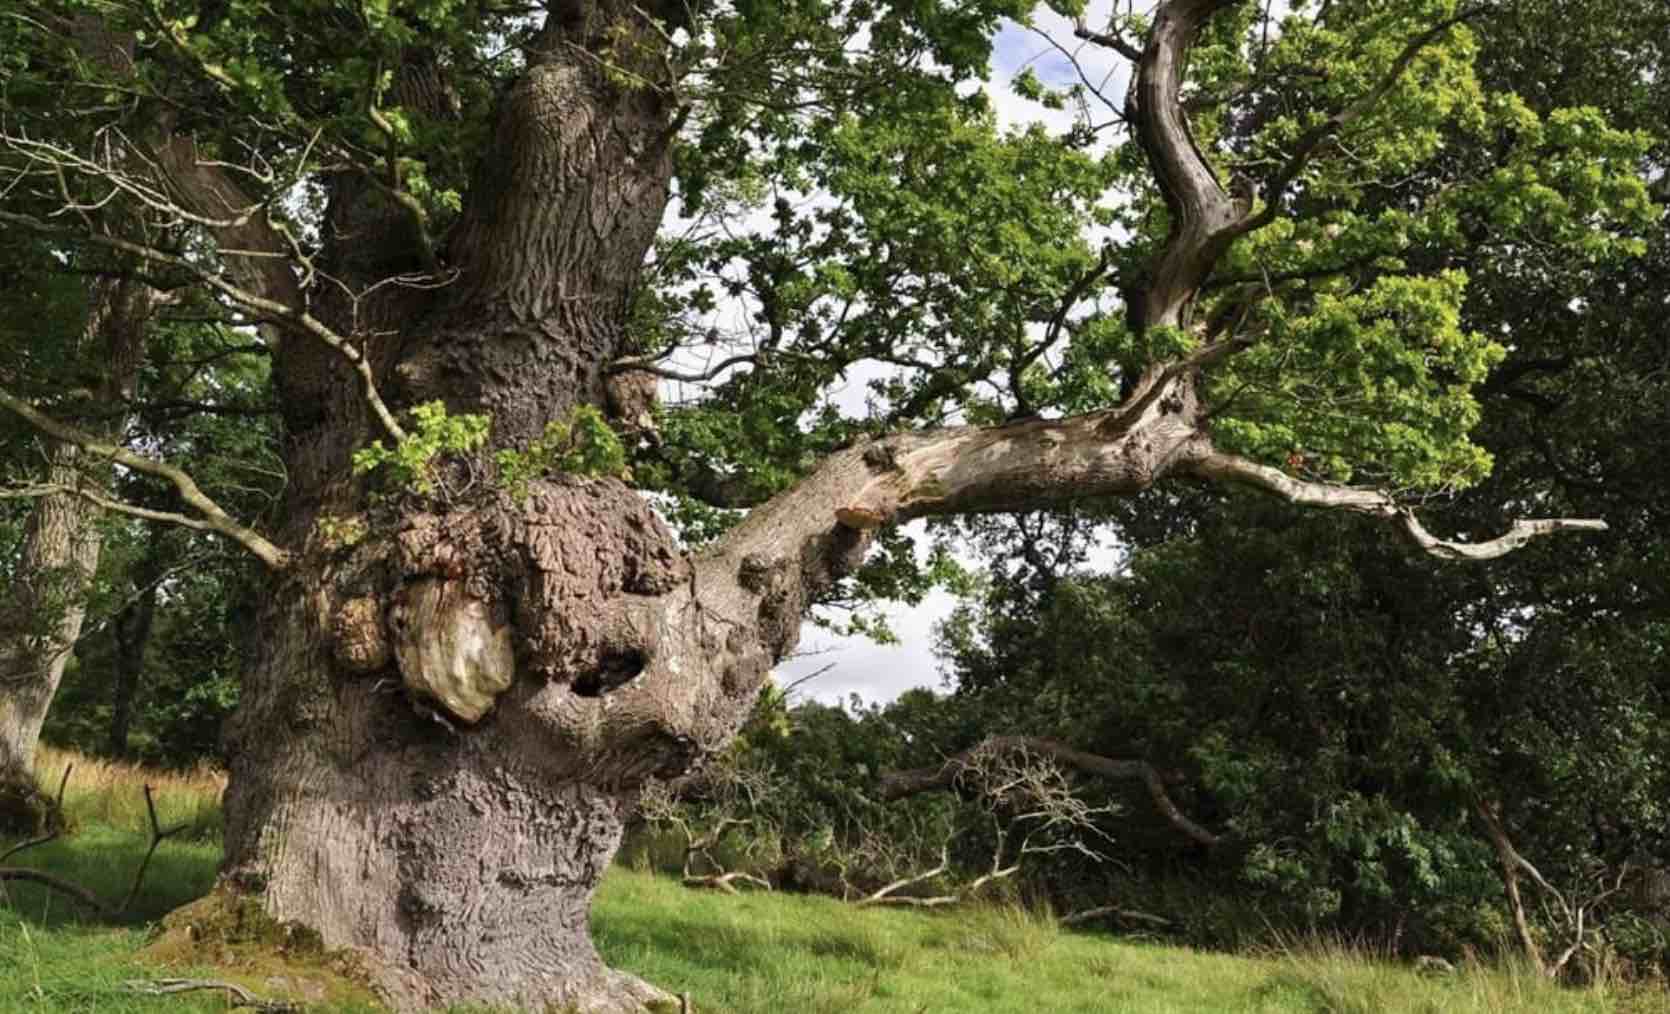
[0, 276, 151, 830]
[207, 8, 716, 1008]
[0, 444, 102, 827]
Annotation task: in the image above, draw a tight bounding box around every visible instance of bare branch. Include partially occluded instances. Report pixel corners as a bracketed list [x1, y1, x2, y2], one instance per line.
[880, 736, 1221, 849]
[1073, 17, 1144, 62]
[0, 388, 289, 569]
[608, 353, 758, 384]
[853, 845, 955, 907]
[0, 210, 407, 445]
[1187, 448, 1608, 561]
[120, 784, 191, 912]
[1060, 904, 1173, 928]
[0, 773, 187, 919]
[0, 865, 112, 914]
[123, 978, 297, 1013]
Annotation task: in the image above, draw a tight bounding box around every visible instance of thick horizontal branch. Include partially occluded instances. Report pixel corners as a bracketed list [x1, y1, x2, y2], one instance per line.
[0, 388, 289, 569]
[879, 736, 1221, 849]
[1186, 448, 1608, 561]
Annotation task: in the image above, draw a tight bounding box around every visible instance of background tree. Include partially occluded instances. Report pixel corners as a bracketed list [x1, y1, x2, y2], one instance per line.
[0, 1, 1649, 1008]
[0, 235, 156, 830]
[927, 0, 1670, 962]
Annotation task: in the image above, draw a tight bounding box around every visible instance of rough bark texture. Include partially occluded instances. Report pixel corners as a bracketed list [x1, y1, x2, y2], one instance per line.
[222, 478, 784, 1009]
[207, 8, 713, 1008]
[0, 444, 101, 831]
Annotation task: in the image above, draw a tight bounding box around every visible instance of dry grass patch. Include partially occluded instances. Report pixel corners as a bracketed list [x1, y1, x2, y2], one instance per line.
[32, 744, 225, 842]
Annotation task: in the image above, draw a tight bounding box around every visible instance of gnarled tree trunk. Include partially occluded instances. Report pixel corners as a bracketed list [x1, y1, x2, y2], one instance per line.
[211, 9, 722, 1009]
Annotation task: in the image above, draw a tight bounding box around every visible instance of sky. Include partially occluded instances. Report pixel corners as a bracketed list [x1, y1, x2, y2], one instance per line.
[772, 16, 1130, 707]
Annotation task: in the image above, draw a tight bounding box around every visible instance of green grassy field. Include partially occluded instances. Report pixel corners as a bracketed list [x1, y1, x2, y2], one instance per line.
[2, 750, 1664, 1013]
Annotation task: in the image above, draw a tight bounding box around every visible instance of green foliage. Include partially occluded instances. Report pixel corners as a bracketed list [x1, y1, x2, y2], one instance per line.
[1210, 270, 1504, 488]
[495, 405, 630, 501]
[352, 401, 490, 496]
[314, 514, 368, 550]
[353, 403, 630, 503]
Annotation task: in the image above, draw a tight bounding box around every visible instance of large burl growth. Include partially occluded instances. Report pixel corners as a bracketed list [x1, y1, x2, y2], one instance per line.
[217, 481, 800, 1009]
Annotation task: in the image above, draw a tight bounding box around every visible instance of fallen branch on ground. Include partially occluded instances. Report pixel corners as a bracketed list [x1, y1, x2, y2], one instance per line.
[1060, 905, 1173, 928]
[122, 978, 301, 1013]
[0, 768, 190, 918]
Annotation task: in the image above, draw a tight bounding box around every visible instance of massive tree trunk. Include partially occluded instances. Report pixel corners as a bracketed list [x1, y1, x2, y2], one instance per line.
[210, 9, 719, 1009]
[25, 1, 1590, 1008]
[0, 277, 151, 830]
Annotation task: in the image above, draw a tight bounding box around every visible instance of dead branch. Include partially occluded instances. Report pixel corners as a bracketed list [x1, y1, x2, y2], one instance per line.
[123, 978, 301, 1013]
[0, 776, 192, 919]
[880, 736, 1221, 849]
[1189, 449, 1607, 562]
[639, 774, 776, 894]
[859, 744, 1120, 908]
[1060, 905, 1174, 928]
[684, 870, 773, 895]
[1474, 799, 1632, 979]
[854, 846, 956, 907]
[1073, 16, 1144, 62]
[121, 785, 191, 911]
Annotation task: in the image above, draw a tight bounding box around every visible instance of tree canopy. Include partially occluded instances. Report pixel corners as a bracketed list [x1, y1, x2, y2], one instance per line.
[1, 0, 1663, 1007]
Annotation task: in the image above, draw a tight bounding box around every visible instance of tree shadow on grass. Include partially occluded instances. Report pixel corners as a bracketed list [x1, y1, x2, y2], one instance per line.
[0, 825, 219, 928]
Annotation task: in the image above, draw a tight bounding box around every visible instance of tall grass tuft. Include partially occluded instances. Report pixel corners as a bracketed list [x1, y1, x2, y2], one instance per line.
[1260, 931, 1620, 1014]
[32, 744, 226, 842]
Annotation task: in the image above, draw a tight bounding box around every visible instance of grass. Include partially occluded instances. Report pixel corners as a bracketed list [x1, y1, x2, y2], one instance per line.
[591, 870, 1636, 1014]
[3, 747, 1663, 1013]
[31, 745, 227, 844]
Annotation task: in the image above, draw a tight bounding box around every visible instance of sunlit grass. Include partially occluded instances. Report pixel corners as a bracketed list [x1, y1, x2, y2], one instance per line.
[32, 744, 226, 843]
[592, 870, 1627, 1014]
[3, 748, 1659, 1012]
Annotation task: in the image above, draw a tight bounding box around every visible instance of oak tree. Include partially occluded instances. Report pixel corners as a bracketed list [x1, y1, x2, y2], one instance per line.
[0, 0, 1650, 1008]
